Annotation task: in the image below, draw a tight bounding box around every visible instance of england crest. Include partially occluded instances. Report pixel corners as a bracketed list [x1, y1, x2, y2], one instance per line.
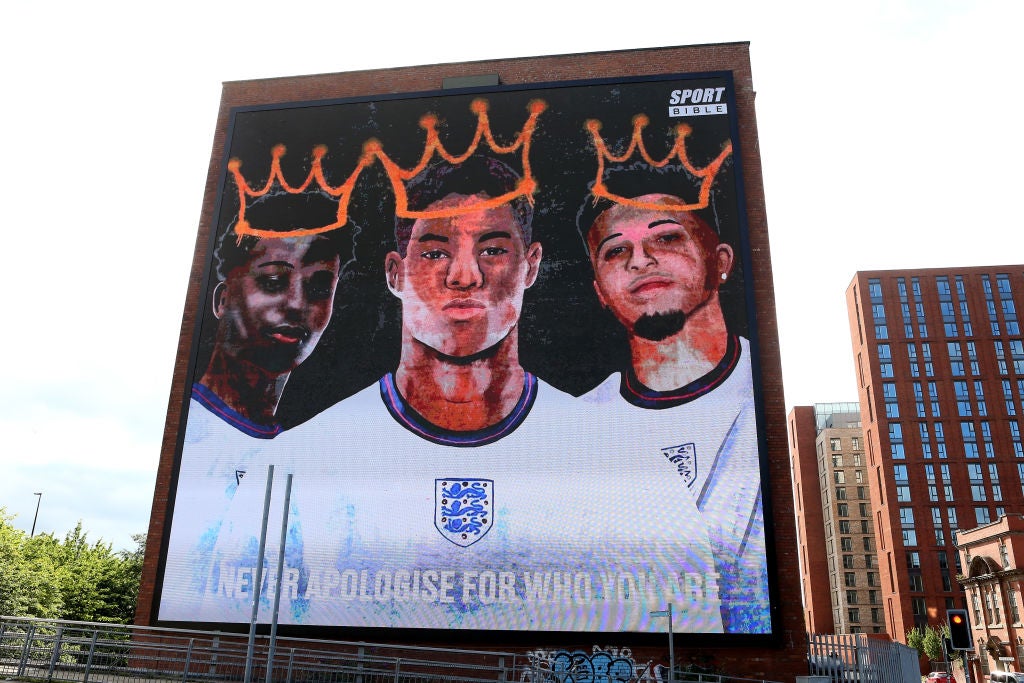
[661, 443, 697, 488]
[435, 479, 493, 547]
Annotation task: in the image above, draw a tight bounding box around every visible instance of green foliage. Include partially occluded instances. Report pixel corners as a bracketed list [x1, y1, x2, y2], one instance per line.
[923, 624, 944, 662]
[906, 626, 925, 656]
[0, 508, 145, 624]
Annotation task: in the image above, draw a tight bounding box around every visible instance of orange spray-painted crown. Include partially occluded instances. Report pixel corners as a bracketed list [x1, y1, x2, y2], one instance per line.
[585, 114, 733, 211]
[227, 98, 548, 239]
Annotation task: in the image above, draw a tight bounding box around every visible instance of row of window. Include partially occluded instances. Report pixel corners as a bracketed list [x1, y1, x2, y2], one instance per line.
[901, 504, 1007, 547]
[876, 340, 1024, 380]
[884, 418, 1023, 460]
[869, 274, 1020, 340]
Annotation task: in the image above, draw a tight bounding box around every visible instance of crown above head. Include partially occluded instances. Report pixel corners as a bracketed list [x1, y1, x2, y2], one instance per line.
[227, 98, 548, 239]
[585, 114, 733, 212]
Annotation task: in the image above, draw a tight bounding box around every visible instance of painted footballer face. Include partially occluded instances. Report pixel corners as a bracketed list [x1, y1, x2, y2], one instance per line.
[386, 194, 542, 358]
[214, 236, 341, 374]
[587, 195, 732, 339]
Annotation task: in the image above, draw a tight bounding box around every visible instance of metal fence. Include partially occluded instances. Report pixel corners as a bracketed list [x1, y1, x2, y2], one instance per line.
[0, 617, 778, 683]
[807, 632, 921, 682]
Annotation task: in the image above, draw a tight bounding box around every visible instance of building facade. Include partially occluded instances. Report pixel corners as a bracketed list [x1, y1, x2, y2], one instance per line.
[846, 266, 1024, 641]
[956, 514, 1024, 678]
[790, 403, 886, 634]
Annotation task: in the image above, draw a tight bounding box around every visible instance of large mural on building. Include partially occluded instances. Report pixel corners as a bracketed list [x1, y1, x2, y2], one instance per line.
[155, 72, 776, 641]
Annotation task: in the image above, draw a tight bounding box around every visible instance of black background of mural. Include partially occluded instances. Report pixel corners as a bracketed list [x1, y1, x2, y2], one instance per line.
[194, 74, 747, 429]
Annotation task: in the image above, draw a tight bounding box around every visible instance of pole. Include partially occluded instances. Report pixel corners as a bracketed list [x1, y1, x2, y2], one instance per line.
[649, 606, 674, 683]
[244, 465, 275, 683]
[31, 492, 42, 537]
[667, 604, 674, 683]
[266, 473, 293, 683]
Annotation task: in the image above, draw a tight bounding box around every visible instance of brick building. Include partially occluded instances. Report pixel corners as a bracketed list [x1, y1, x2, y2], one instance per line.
[846, 267, 1024, 641]
[789, 403, 885, 634]
[956, 514, 1024, 678]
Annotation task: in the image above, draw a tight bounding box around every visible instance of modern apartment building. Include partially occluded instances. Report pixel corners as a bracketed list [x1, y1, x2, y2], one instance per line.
[846, 266, 1024, 640]
[789, 403, 885, 634]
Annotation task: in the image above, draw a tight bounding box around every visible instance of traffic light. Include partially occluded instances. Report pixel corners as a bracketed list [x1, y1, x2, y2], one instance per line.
[948, 609, 973, 650]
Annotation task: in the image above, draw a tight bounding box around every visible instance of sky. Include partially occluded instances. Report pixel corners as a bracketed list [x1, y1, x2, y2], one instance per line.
[1, 0, 1020, 552]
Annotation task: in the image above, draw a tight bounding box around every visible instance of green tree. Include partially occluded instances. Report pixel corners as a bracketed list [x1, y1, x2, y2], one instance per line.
[0, 510, 145, 623]
[0, 508, 63, 617]
[923, 625, 944, 662]
[906, 626, 925, 656]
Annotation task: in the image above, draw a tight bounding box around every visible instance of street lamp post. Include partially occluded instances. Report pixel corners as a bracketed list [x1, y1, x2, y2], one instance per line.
[650, 605, 675, 683]
[30, 492, 42, 537]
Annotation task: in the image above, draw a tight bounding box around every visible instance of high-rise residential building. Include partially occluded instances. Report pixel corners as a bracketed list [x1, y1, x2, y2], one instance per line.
[846, 266, 1024, 641]
[789, 403, 885, 634]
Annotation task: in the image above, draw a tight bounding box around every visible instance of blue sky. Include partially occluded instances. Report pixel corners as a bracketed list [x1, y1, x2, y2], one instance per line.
[2, 0, 1020, 551]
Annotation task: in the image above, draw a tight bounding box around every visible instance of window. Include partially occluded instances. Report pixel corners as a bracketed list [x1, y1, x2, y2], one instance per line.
[906, 551, 921, 568]
[847, 590, 859, 604]
[909, 574, 924, 592]
[836, 487, 848, 500]
[843, 554, 855, 569]
[845, 572, 857, 587]
[900, 507, 917, 546]
[848, 608, 860, 623]
[841, 537, 854, 551]
[852, 436, 861, 450]
[969, 463, 986, 501]
[832, 453, 842, 467]
[831, 437, 842, 451]
[976, 507, 992, 525]
[963, 421, 978, 458]
[889, 422, 904, 459]
[835, 470, 846, 484]
[955, 381, 972, 416]
[947, 507, 958, 530]
[878, 344, 893, 378]
[990, 463, 1002, 501]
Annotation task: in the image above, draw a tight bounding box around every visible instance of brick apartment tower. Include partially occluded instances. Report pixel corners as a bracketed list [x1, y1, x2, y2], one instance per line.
[789, 403, 885, 634]
[846, 266, 1024, 641]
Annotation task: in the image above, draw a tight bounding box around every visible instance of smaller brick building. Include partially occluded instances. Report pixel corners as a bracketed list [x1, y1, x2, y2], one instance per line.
[956, 514, 1024, 679]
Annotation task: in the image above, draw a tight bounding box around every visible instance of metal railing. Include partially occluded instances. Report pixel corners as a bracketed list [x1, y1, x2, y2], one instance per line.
[0, 617, 780, 683]
[807, 632, 921, 682]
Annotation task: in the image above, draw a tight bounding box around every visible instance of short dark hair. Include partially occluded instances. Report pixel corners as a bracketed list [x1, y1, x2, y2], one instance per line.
[575, 162, 721, 247]
[393, 156, 533, 255]
[215, 189, 350, 281]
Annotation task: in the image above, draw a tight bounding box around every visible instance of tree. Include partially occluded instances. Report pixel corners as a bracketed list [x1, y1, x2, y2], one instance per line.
[0, 509, 145, 623]
[0, 508, 63, 618]
[906, 626, 925, 656]
[923, 625, 944, 662]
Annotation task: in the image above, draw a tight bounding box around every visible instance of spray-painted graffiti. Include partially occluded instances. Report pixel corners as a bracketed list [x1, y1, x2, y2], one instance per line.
[520, 646, 667, 683]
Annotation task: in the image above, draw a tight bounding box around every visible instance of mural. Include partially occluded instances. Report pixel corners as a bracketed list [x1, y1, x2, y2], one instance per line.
[155, 72, 774, 640]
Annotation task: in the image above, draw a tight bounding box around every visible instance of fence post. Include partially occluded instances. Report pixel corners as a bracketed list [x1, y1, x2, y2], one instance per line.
[18, 623, 36, 677]
[47, 626, 64, 681]
[394, 657, 402, 683]
[286, 648, 295, 683]
[211, 635, 220, 677]
[83, 629, 98, 683]
[182, 638, 194, 683]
